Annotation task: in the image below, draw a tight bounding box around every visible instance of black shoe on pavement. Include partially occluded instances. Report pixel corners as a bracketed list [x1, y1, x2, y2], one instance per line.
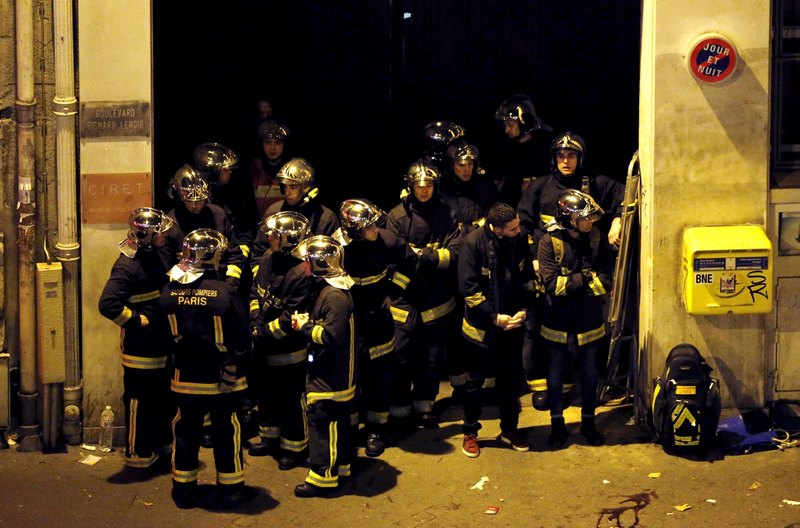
[548, 418, 569, 449]
[580, 420, 606, 446]
[365, 431, 385, 457]
[248, 439, 276, 457]
[497, 430, 530, 452]
[420, 413, 439, 430]
[171, 487, 198, 509]
[278, 450, 306, 471]
[531, 391, 549, 411]
[215, 485, 255, 509]
[294, 483, 338, 498]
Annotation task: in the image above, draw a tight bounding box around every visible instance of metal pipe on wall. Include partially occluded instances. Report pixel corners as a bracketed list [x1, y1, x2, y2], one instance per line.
[15, 0, 42, 452]
[53, 0, 83, 446]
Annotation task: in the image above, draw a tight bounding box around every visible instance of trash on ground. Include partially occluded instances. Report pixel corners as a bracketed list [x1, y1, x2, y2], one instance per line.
[648, 472, 661, 478]
[674, 504, 691, 512]
[79, 453, 102, 466]
[80, 443, 97, 451]
[706, 499, 716, 504]
[783, 499, 800, 506]
[603, 479, 611, 484]
[471, 476, 489, 490]
[484, 505, 499, 515]
[749, 481, 762, 490]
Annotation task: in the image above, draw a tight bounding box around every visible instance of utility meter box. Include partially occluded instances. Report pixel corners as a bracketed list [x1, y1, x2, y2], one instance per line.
[683, 225, 772, 315]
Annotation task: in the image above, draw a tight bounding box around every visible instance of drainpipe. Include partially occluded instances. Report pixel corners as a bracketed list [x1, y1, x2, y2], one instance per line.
[53, 0, 82, 446]
[16, 0, 43, 452]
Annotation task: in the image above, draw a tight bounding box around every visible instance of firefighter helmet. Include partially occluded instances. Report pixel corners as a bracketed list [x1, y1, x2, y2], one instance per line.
[550, 131, 587, 168]
[127, 207, 174, 248]
[257, 120, 290, 142]
[168, 164, 210, 202]
[293, 235, 347, 278]
[339, 198, 385, 240]
[193, 142, 239, 182]
[494, 94, 547, 136]
[259, 211, 310, 253]
[404, 159, 441, 187]
[447, 141, 480, 166]
[178, 228, 228, 272]
[555, 189, 603, 230]
[276, 158, 315, 190]
[423, 120, 466, 157]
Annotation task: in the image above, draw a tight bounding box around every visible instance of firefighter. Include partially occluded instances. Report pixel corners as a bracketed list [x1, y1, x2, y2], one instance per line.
[386, 160, 461, 430]
[517, 131, 624, 410]
[457, 202, 537, 457]
[157, 229, 253, 509]
[421, 120, 466, 176]
[250, 157, 340, 275]
[248, 120, 292, 218]
[98, 207, 175, 470]
[291, 235, 359, 498]
[537, 190, 614, 449]
[494, 94, 554, 207]
[247, 211, 312, 471]
[335, 198, 410, 457]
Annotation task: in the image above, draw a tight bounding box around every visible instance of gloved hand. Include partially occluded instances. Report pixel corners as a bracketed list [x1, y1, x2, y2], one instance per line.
[250, 322, 266, 343]
[219, 364, 237, 393]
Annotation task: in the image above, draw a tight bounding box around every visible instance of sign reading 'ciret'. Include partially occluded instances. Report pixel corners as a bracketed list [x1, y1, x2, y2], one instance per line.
[688, 34, 738, 84]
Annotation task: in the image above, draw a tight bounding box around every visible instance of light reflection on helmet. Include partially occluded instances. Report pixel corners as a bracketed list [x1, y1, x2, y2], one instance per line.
[127, 207, 174, 248]
[555, 189, 603, 230]
[340, 199, 385, 240]
[169, 164, 210, 202]
[259, 211, 310, 253]
[276, 158, 315, 191]
[193, 142, 239, 182]
[257, 120, 290, 142]
[550, 131, 587, 169]
[404, 159, 440, 188]
[178, 228, 228, 272]
[495, 94, 550, 135]
[423, 120, 466, 157]
[447, 142, 480, 166]
[293, 235, 347, 278]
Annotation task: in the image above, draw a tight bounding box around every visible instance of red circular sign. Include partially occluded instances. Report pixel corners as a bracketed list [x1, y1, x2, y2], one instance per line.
[689, 36, 737, 84]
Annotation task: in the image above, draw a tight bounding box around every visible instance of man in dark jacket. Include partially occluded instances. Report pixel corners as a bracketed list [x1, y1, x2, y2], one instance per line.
[457, 202, 537, 458]
[98, 207, 175, 470]
[291, 235, 359, 498]
[537, 190, 614, 449]
[157, 229, 252, 509]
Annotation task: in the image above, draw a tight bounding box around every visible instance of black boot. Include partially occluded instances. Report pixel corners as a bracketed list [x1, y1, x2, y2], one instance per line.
[278, 448, 307, 471]
[580, 417, 605, 446]
[294, 482, 338, 498]
[531, 390, 549, 411]
[365, 428, 386, 458]
[248, 437, 277, 457]
[548, 417, 568, 449]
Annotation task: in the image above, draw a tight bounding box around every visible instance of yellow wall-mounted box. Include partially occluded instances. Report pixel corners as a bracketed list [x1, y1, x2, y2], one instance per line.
[683, 225, 772, 315]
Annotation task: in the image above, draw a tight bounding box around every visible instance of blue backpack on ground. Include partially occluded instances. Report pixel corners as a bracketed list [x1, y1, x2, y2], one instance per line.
[651, 343, 721, 455]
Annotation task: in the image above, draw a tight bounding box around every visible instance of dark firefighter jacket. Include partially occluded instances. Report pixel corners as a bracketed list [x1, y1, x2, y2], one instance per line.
[517, 169, 624, 255]
[299, 279, 358, 405]
[98, 245, 172, 370]
[158, 274, 250, 395]
[458, 224, 537, 347]
[537, 227, 614, 346]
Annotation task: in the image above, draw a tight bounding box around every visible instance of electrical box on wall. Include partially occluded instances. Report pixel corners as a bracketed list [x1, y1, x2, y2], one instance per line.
[683, 225, 773, 315]
[36, 262, 66, 383]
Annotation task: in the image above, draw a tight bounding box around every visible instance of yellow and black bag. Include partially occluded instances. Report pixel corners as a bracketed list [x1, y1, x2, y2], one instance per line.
[651, 343, 720, 455]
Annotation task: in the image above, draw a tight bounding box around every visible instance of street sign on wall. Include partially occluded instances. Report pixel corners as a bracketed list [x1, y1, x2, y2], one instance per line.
[81, 172, 152, 224]
[688, 34, 738, 84]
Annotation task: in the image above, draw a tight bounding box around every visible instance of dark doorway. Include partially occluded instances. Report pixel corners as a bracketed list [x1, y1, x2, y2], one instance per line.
[153, 1, 641, 213]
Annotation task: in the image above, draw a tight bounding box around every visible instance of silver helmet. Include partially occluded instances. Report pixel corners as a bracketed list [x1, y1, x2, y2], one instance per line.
[169, 164, 210, 202]
[447, 141, 480, 165]
[257, 120, 290, 142]
[404, 159, 440, 187]
[178, 228, 228, 272]
[276, 158, 315, 190]
[550, 131, 587, 168]
[259, 211, 310, 253]
[293, 235, 346, 278]
[127, 207, 174, 248]
[555, 189, 603, 231]
[192, 142, 239, 182]
[340, 198, 385, 239]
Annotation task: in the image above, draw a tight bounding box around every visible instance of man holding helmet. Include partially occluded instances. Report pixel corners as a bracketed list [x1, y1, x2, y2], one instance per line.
[157, 229, 252, 509]
[98, 207, 175, 471]
[537, 190, 614, 449]
[247, 211, 312, 471]
[291, 235, 358, 498]
[386, 160, 460, 431]
[336, 198, 410, 457]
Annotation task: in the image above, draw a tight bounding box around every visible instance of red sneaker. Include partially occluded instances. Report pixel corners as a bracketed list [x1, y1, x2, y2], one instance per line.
[462, 433, 480, 458]
[498, 430, 530, 452]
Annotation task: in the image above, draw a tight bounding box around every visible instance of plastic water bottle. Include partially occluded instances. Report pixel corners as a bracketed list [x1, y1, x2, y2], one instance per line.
[99, 405, 114, 452]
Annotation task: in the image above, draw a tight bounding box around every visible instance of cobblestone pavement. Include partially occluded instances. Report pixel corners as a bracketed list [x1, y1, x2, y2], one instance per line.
[1, 390, 799, 528]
